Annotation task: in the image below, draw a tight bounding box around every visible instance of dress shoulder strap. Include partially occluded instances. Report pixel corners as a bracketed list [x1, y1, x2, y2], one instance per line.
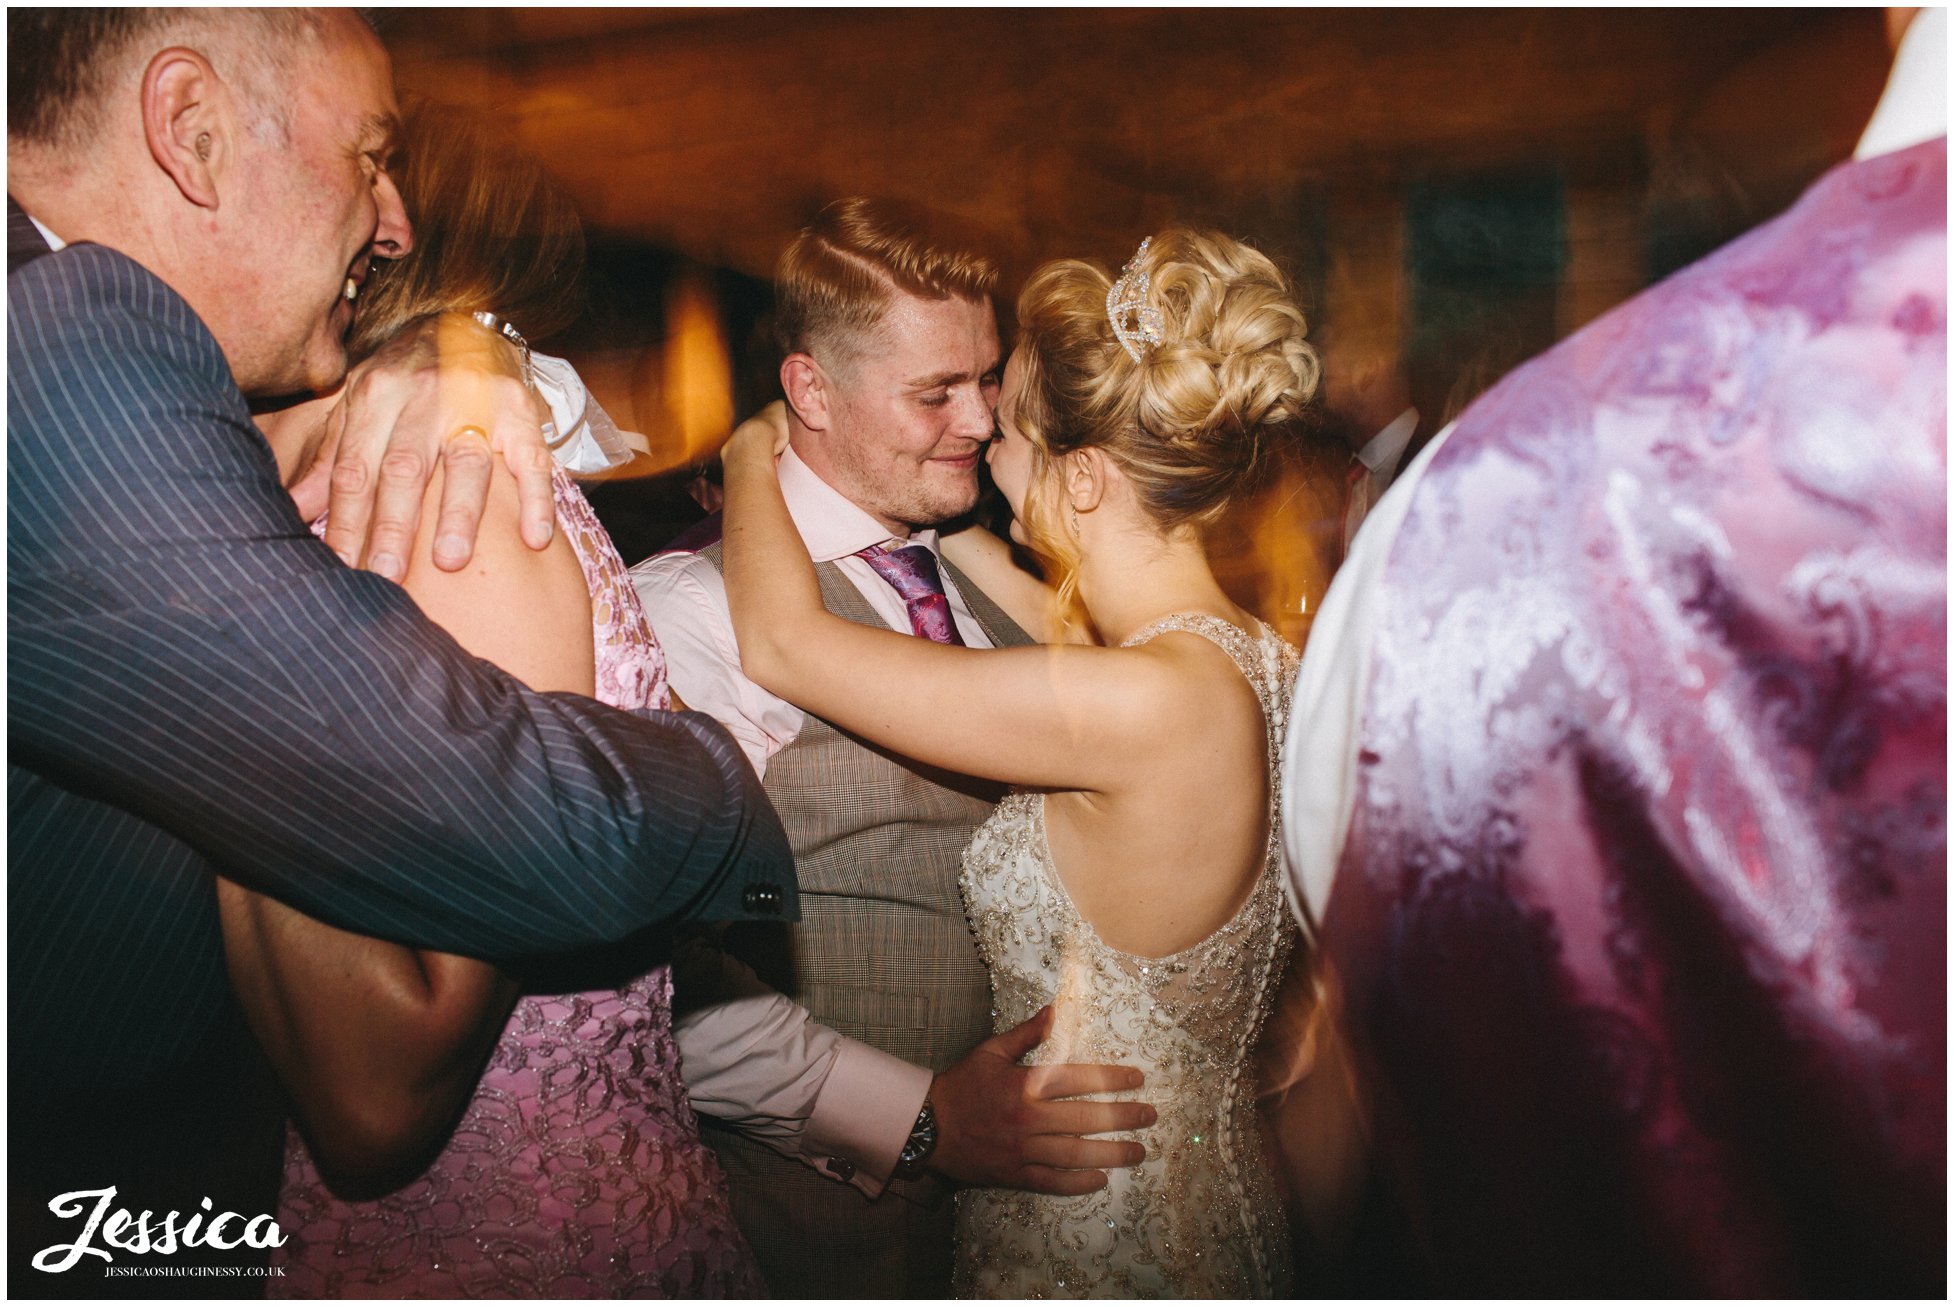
[1119, 611, 1256, 651]
[1119, 613, 1300, 751]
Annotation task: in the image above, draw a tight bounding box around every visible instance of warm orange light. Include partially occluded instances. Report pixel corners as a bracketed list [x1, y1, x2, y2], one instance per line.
[1216, 459, 1336, 649]
[662, 271, 734, 473]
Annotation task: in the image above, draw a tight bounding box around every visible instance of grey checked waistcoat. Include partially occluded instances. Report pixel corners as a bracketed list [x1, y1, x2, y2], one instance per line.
[695, 543, 1031, 1297]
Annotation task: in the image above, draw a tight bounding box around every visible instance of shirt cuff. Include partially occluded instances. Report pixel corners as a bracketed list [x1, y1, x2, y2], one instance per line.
[802, 1039, 935, 1197]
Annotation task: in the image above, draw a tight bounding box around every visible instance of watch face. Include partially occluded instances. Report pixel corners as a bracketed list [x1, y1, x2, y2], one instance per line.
[895, 1101, 938, 1178]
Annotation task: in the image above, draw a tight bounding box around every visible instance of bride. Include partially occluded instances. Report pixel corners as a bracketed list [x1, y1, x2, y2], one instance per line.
[719, 227, 1318, 1297]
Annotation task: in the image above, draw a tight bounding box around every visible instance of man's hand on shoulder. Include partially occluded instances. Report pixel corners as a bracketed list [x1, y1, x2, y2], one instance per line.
[928, 1006, 1154, 1195]
[305, 312, 556, 582]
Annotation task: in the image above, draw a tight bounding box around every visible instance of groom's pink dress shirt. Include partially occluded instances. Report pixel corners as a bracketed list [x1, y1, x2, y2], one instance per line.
[630, 446, 993, 1195]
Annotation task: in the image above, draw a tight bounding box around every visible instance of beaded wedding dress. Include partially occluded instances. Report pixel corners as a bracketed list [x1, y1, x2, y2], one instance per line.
[953, 614, 1300, 1298]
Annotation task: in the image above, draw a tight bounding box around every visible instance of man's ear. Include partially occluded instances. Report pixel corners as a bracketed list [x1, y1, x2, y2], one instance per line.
[141, 47, 225, 210]
[781, 353, 833, 433]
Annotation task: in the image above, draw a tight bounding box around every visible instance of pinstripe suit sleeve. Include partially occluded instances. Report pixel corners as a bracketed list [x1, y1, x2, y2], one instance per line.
[7, 245, 794, 960]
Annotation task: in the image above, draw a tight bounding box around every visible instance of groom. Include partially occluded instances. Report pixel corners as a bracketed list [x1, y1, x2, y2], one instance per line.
[634, 197, 1153, 1297]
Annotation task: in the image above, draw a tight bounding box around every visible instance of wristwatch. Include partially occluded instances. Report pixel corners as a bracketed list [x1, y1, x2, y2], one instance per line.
[470, 310, 534, 391]
[892, 1095, 938, 1180]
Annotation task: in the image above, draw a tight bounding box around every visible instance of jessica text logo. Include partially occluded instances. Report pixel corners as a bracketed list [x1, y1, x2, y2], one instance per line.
[32, 1187, 285, 1273]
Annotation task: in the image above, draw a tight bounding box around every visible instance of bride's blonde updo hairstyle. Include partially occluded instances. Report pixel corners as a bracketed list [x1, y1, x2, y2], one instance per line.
[1009, 228, 1321, 608]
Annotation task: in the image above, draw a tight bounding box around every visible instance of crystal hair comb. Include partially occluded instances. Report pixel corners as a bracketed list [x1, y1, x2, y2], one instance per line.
[1105, 236, 1165, 363]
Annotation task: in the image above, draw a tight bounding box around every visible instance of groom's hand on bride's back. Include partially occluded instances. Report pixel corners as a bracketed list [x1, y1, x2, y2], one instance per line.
[928, 1006, 1155, 1195]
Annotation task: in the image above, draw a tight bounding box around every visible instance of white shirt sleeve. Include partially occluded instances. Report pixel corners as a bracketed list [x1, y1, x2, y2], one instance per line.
[629, 551, 803, 779]
[670, 938, 934, 1197]
[1283, 421, 1456, 932]
[1854, 7, 1945, 162]
[637, 548, 936, 1194]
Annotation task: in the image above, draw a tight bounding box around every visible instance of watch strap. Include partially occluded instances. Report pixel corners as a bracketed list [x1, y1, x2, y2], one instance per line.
[470, 310, 534, 391]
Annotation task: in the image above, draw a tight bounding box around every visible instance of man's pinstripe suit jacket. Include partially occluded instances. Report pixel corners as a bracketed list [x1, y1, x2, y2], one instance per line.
[7, 238, 793, 1289]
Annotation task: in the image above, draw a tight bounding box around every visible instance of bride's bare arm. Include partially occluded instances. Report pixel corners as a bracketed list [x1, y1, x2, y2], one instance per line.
[720, 418, 1201, 795]
[219, 461, 593, 1194]
[936, 522, 1059, 645]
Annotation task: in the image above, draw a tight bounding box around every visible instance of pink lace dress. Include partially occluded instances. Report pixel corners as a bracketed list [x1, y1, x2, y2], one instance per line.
[274, 468, 764, 1297]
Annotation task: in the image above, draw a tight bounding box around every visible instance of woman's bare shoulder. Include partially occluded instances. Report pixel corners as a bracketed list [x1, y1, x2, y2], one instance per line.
[399, 461, 594, 695]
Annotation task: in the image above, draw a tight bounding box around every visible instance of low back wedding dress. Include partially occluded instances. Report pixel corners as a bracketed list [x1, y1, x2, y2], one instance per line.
[953, 613, 1300, 1298]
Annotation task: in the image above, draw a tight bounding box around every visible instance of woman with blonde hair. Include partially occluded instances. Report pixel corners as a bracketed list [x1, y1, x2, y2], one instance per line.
[219, 101, 763, 1297]
[718, 227, 1319, 1296]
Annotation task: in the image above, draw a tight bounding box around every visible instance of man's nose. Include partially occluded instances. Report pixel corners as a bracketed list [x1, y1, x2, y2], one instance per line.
[371, 171, 414, 259]
[952, 389, 992, 441]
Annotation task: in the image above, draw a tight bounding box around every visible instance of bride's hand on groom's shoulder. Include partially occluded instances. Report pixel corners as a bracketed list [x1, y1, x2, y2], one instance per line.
[927, 1006, 1156, 1196]
[720, 400, 791, 471]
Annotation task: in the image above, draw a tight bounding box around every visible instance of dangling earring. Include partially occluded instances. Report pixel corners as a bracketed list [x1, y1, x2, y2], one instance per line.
[1070, 504, 1081, 537]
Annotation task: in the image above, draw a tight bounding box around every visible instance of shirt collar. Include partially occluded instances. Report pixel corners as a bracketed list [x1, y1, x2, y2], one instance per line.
[1856, 8, 1946, 160]
[777, 444, 940, 562]
[27, 213, 64, 252]
[1356, 406, 1419, 478]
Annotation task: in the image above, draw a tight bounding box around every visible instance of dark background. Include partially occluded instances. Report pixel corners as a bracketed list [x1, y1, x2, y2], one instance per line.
[375, 7, 1892, 637]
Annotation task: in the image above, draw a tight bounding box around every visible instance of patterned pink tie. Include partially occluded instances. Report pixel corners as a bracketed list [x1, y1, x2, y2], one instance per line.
[856, 544, 966, 646]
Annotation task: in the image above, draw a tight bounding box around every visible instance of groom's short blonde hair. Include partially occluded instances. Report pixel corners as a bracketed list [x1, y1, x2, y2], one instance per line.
[774, 197, 998, 371]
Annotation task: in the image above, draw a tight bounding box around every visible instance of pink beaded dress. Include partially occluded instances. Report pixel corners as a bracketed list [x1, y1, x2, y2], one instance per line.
[273, 468, 764, 1298]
